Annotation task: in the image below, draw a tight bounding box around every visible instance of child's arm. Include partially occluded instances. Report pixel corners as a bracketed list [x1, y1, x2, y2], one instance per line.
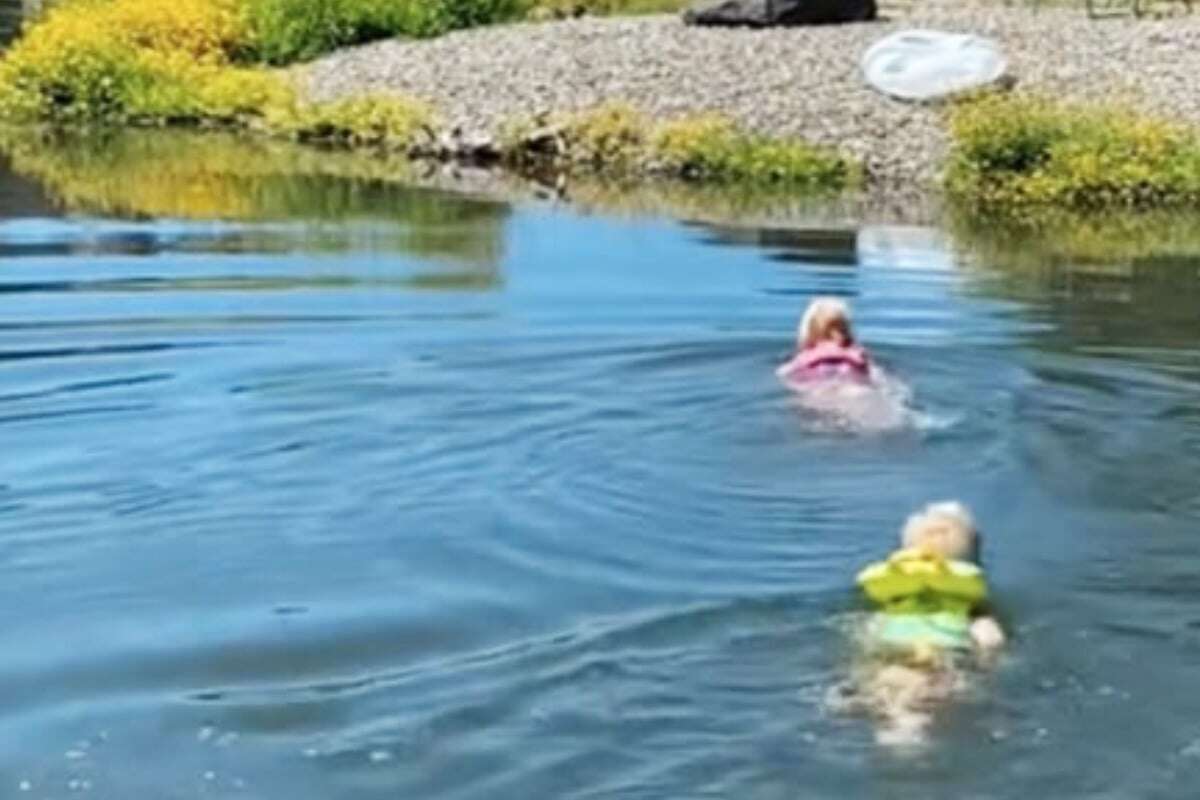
[969, 615, 1006, 651]
[775, 354, 801, 379]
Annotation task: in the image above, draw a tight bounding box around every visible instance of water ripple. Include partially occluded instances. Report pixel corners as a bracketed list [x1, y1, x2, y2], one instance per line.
[3, 148, 1200, 798]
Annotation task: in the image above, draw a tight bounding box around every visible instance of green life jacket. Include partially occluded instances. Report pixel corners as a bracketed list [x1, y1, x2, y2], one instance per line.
[856, 548, 988, 651]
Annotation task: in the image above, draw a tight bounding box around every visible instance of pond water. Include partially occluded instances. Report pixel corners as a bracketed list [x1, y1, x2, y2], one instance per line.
[2, 131, 1200, 799]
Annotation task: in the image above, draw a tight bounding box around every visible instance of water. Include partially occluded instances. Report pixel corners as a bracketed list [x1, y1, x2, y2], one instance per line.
[2, 131, 1200, 798]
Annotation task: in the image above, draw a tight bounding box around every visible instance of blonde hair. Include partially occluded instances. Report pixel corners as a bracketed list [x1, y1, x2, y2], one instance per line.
[799, 297, 855, 349]
[901, 501, 978, 562]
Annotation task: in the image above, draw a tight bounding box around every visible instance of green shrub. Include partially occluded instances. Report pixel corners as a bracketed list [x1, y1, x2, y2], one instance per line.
[241, 0, 531, 64]
[266, 94, 434, 149]
[947, 94, 1200, 209]
[434, 0, 533, 30]
[528, 0, 687, 18]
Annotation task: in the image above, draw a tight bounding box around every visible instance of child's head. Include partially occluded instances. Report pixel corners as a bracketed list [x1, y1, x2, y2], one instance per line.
[799, 297, 856, 349]
[901, 501, 979, 562]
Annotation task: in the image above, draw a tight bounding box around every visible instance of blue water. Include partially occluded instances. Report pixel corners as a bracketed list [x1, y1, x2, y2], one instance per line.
[2, 136, 1200, 798]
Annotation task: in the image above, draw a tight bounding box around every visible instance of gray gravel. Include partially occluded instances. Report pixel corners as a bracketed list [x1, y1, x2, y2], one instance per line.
[302, 6, 1200, 185]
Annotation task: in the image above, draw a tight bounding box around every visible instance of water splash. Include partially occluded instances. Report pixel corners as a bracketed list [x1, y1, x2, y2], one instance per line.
[781, 366, 939, 435]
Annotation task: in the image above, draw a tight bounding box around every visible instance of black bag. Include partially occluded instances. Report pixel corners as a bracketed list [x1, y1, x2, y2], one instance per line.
[683, 0, 878, 27]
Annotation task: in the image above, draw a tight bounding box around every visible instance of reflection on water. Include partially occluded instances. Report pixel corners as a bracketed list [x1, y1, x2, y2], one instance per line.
[952, 209, 1200, 538]
[952, 209, 1200, 355]
[697, 225, 860, 267]
[1, 130, 1200, 798]
[950, 208, 1200, 271]
[0, 128, 510, 268]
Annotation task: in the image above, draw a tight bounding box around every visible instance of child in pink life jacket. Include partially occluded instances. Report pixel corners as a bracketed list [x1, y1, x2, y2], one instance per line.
[776, 297, 872, 384]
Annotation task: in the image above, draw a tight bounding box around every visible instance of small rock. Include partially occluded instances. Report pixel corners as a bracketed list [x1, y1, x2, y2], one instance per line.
[522, 127, 565, 157]
[460, 133, 499, 160]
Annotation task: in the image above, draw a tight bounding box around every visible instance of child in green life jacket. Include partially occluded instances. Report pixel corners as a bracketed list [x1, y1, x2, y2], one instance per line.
[858, 501, 1005, 660]
[840, 502, 1004, 746]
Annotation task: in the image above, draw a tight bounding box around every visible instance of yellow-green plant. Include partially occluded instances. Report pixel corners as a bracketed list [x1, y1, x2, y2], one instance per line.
[559, 103, 648, 169]
[947, 94, 1200, 209]
[0, 0, 253, 121]
[266, 95, 434, 148]
[0, 0, 435, 152]
[654, 112, 857, 187]
[505, 103, 856, 189]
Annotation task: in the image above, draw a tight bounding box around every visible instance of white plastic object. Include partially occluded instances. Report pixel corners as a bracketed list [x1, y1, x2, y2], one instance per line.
[861, 29, 1008, 102]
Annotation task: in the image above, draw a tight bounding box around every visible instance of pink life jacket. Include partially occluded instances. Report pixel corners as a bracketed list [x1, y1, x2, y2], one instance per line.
[778, 341, 871, 382]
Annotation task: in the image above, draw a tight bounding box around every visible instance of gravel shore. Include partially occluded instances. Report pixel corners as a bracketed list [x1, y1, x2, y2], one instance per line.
[303, 6, 1200, 186]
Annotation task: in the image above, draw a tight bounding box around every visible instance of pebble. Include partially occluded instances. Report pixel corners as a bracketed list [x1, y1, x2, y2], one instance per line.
[303, 4, 1200, 186]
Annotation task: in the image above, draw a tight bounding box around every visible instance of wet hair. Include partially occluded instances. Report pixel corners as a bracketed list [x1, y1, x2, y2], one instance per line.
[900, 501, 980, 562]
[799, 297, 856, 349]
